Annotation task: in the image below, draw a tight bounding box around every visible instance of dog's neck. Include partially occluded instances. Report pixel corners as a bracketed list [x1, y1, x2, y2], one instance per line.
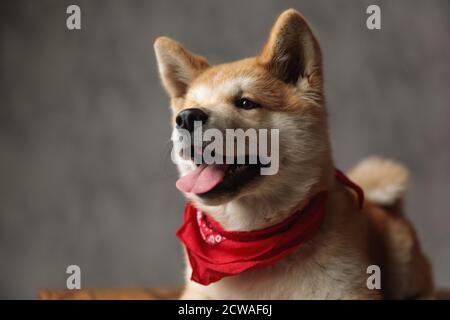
[193, 164, 335, 231]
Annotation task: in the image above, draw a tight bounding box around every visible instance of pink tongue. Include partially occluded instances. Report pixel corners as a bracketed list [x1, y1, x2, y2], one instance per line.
[176, 164, 226, 194]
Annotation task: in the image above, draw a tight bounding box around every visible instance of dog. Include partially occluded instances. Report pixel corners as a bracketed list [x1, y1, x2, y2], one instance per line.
[154, 9, 433, 299]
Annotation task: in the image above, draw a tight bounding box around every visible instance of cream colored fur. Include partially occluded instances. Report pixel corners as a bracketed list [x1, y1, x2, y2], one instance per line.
[348, 157, 409, 206]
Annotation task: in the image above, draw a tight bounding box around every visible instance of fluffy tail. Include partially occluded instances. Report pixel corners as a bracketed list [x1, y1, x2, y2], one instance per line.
[347, 157, 409, 209]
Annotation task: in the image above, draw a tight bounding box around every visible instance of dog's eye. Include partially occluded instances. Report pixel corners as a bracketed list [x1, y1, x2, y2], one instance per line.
[234, 98, 259, 110]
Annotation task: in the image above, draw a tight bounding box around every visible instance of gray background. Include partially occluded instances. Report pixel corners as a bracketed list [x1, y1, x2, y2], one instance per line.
[0, 0, 449, 299]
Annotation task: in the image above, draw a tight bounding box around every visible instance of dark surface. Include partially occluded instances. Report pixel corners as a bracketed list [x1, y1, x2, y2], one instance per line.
[0, 0, 449, 298]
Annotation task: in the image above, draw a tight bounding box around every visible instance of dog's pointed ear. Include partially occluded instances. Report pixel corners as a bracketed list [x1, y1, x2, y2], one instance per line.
[154, 37, 209, 98]
[258, 9, 322, 89]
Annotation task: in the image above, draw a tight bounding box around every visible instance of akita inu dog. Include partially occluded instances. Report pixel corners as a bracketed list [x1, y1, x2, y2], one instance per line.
[154, 9, 433, 299]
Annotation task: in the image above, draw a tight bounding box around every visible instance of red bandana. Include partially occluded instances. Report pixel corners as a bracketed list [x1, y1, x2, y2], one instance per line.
[176, 169, 364, 285]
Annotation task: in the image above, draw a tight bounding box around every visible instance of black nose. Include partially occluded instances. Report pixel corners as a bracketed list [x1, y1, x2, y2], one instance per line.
[175, 108, 208, 132]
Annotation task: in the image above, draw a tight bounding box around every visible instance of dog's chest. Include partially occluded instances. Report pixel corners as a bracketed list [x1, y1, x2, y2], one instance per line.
[189, 243, 372, 299]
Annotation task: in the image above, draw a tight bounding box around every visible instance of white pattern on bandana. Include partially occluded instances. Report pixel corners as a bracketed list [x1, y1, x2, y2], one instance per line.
[196, 210, 226, 246]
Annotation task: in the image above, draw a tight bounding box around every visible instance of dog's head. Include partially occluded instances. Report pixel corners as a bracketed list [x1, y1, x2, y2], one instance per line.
[154, 9, 333, 211]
